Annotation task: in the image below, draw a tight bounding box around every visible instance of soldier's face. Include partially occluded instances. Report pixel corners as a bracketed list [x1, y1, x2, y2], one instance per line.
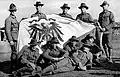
[11, 11, 16, 15]
[36, 6, 42, 12]
[72, 41, 77, 46]
[81, 8, 86, 13]
[63, 8, 68, 13]
[103, 5, 109, 10]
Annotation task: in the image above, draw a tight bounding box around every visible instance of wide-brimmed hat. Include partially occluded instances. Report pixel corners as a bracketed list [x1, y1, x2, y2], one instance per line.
[8, 3, 17, 11]
[28, 39, 40, 45]
[81, 34, 94, 43]
[69, 36, 79, 42]
[60, 3, 70, 9]
[100, 1, 109, 7]
[50, 37, 60, 44]
[34, 1, 44, 6]
[78, 3, 88, 9]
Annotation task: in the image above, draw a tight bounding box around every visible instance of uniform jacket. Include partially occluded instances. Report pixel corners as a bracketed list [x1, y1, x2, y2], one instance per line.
[59, 13, 73, 19]
[18, 45, 40, 65]
[42, 45, 68, 62]
[31, 12, 47, 20]
[5, 14, 19, 42]
[98, 10, 115, 32]
[64, 42, 80, 64]
[76, 12, 94, 23]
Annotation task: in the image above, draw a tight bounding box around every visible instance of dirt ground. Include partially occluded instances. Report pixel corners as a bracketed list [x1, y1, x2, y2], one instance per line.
[0, 41, 120, 77]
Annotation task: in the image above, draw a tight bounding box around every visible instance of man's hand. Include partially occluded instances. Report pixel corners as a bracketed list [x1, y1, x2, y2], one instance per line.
[10, 41, 14, 45]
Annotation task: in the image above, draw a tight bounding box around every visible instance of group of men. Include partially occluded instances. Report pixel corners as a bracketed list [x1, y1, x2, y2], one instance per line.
[4, 0, 115, 77]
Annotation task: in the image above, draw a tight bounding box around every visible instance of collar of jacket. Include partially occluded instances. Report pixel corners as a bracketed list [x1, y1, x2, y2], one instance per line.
[35, 11, 43, 14]
[103, 9, 108, 13]
[10, 14, 16, 19]
[81, 12, 87, 15]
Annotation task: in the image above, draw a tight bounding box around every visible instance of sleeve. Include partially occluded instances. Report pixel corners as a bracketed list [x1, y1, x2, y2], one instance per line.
[109, 12, 115, 27]
[98, 13, 103, 28]
[88, 14, 94, 23]
[5, 18, 13, 42]
[17, 45, 28, 58]
[43, 49, 54, 61]
[20, 51, 29, 64]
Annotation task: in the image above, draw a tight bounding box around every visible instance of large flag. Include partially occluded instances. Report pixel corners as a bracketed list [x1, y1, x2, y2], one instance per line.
[17, 14, 96, 54]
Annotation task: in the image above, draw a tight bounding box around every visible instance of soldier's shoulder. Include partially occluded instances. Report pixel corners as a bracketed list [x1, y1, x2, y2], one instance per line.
[5, 16, 12, 21]
[41, 13, 46, 16]
[99, 11, 104, 15]
[108, 11, 114, 15]
[31, 13, 36, 17]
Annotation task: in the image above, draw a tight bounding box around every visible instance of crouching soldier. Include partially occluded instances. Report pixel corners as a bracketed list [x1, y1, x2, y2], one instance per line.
[12, 39, 41, 77]
[64, 36, 92, 70]
[39, 37, 75, 76]
[81, 34, 102, 66]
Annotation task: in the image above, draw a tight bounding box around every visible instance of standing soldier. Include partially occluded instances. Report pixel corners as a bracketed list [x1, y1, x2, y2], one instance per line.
[59, 3, 73, 19]
[31, 1, 47, 20]
[5, 3, 19, 71]
[76, 3, 95, 23]
[98, 1, 115, 63]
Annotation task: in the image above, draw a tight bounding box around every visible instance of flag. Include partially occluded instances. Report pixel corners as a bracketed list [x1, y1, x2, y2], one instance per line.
[17, 14, 96, 54]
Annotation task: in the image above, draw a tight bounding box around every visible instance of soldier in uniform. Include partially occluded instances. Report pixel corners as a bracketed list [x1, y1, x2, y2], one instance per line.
[31, 1, 47, 20]
[76, 3, 94, 23]
[12, 39, 41, 77]
[64, 36, 92, 70]
[5, 3, 19, 71]
[59, 3, 73, 19]
[81, 34, 102, 66]
[40, 37, 75, 75]
[98, 1, 115, 63]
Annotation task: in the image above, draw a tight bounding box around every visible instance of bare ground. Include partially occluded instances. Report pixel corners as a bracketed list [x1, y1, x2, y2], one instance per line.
[0, 41, 120, 77]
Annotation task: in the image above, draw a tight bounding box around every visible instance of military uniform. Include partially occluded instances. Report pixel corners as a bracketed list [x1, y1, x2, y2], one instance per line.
[41, 45, 74, 75]
[59, 13, 73, 19]
[5, 3, 19, 71]
[5, 14, 19, 43]
[31, 12, 47, 20]
[40, 37, 74, 75]
[13, 45, 41, 76]
[76, 13, 94, 23]
[98, 9, 115, 60]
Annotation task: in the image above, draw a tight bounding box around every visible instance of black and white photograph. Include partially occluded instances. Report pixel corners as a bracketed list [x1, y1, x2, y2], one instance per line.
[0, 0, 120, 77]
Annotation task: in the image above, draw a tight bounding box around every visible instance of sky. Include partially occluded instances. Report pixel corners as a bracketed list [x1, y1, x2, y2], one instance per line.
[0, 0, 120, 27]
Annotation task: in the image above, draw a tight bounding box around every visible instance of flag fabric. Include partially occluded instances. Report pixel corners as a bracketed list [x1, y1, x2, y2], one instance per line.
[17, 14, 96, 54]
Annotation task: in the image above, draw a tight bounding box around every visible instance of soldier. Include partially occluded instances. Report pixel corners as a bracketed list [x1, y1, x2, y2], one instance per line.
[40, 37, 75, 75]
[59, 3, 73, 19]
[12, 39, 41, 77]
[5, 3, 19, 71]
[98, 1, 115, 63]
[81, 34, 102, 66]
[64, 36, 92, 70]
[76, 3, 95, 23]
[31, 1, 47, 20]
